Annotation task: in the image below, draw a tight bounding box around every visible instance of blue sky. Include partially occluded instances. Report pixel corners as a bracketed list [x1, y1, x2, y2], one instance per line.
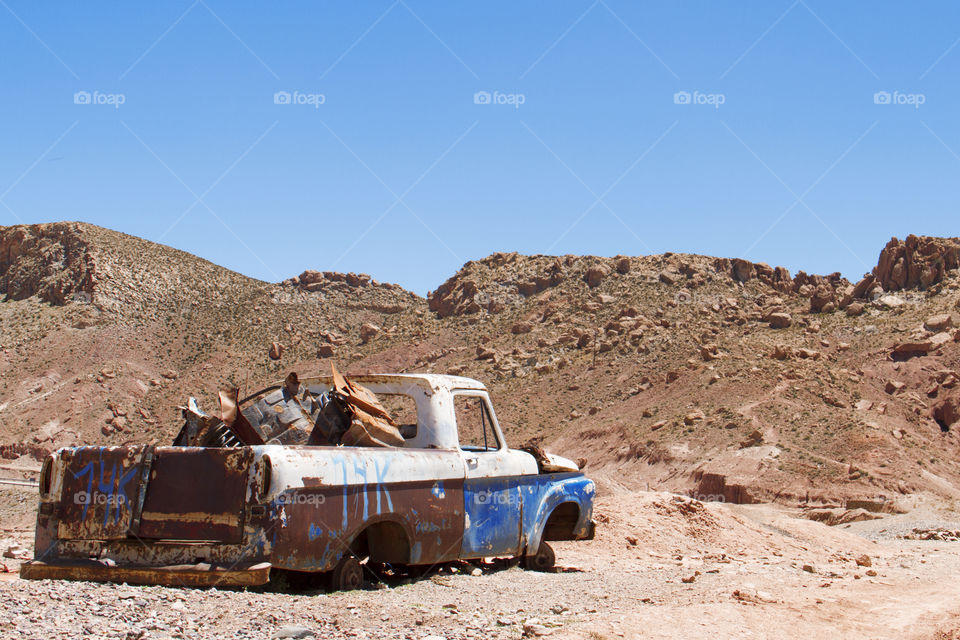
[1, 1, 958, 295]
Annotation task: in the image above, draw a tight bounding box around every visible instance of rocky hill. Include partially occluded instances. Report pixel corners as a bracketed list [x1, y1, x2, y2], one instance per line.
[2, 222, 960, 510]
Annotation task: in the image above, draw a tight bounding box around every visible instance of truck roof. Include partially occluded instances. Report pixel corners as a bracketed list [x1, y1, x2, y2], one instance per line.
[303, 372, 488, 394]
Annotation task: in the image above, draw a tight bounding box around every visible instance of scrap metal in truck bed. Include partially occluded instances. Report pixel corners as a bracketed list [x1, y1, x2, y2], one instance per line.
[21, 371, 596, 590]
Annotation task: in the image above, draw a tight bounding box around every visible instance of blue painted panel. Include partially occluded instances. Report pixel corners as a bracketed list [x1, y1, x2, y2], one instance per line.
[461, 472, 596, 559]
[516, 473, 595, 551]
[461, 476, 522, 558]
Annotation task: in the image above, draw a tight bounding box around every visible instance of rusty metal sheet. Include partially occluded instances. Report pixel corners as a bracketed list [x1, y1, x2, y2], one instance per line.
[56, 446, 148, 540]
[20, 560, 270, 587]
[269, 477, 465, 572]
[138, 447, 253, 543]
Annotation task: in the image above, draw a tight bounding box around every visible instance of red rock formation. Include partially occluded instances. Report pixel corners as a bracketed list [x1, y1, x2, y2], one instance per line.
[873, 235, 960, 291]
[0, 222, 95, 304]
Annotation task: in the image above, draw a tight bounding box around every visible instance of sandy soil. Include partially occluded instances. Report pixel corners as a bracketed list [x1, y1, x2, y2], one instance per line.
[2, 475, 960, 640]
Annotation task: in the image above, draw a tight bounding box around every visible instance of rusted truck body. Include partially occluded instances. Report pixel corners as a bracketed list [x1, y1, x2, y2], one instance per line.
[22, 374, 595, 589]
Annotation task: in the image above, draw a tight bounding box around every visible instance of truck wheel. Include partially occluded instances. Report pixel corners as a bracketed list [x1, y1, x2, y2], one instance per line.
[524, 542, 556, 572]
[330, 555, 363, 591]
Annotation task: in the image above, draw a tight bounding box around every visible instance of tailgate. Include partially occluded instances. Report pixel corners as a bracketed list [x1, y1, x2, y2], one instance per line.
[56, 446, 253, 543]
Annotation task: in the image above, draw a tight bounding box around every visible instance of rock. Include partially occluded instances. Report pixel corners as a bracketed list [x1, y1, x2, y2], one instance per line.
[359, 323, 381, 344]
[933, 399, 960, 431]
[2, 544, 29, 560]
[804, 508, 882, 526]
[892, 342, 932, 360]
[659, 271, 679, 285]
[161, 369, 178, 380]
[700, 344, 721, 361]
[768, 313, 792, 329]
[802, 564, 816, 573]
[585, 265, 610, 288]
[614, 256, 631, 274]
[809, 284, 836, 313]
[931, 332, 953, 348]
[739, 429, 764, 448]
[110, 416, 128, 431]
[874, 235, 960, 291]
[878, 294, 905, 309]
[885, 380, 906, 394]
[511, 321, 533, 334]
[846, 302, 865, 317]
[274, 625, 315, 639]
[731, 258, 754, 282]
[666, 371, 680, 383]
[683, 411, 705, 425]
[476, 346, 497, 360]
[771, 345, 793, 360]
[925, 314, 954, 332]
[855, 554, 872, 567]
[651, 420, 667, 431]
[316, 344, 335, 358]
[268, 342, 284, 360]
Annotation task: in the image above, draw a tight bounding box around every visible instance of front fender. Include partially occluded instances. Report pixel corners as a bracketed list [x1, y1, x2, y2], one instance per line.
[520, 473, 595, 555]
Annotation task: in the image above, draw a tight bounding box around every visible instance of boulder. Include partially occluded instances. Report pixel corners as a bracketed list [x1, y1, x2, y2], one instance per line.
[268, 342, 284, 360]
[892, 342, 932, 360]
[614, 256, 631, 274]
[316, 344, 335, 358]
[585, 265, 610, 288]
[846, 302, 865, 317]
[767, 313, 792, 329]
[809, 284, 836, 313]
[925, 314, 954, 332]
[359, 323, 381, 344]
[510, 321, 533, 334]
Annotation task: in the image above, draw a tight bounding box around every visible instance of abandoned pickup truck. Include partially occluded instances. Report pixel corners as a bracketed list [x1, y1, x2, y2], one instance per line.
[22, 371, 595, 590]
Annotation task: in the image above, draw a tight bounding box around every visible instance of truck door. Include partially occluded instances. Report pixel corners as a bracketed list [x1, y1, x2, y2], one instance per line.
[455, 392, 523, 559]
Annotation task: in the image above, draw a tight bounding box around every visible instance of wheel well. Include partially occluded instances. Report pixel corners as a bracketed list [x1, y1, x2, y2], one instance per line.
[352, 521, 411, 564]
[542, 502, 580, 541]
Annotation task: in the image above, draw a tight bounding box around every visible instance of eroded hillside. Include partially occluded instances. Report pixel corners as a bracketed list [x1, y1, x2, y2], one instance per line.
[2, 222, 959, 508]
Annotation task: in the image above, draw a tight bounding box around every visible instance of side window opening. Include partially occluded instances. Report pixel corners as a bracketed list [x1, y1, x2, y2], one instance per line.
[455, 395, 499, 452]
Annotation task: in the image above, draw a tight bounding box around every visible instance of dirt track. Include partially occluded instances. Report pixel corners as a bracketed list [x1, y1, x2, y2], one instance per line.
[3, 477, 960, 639]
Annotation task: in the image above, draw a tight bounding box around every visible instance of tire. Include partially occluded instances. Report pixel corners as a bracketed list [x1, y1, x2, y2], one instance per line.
[524, 542, 556, 572]
[329, 554, 363, 591]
